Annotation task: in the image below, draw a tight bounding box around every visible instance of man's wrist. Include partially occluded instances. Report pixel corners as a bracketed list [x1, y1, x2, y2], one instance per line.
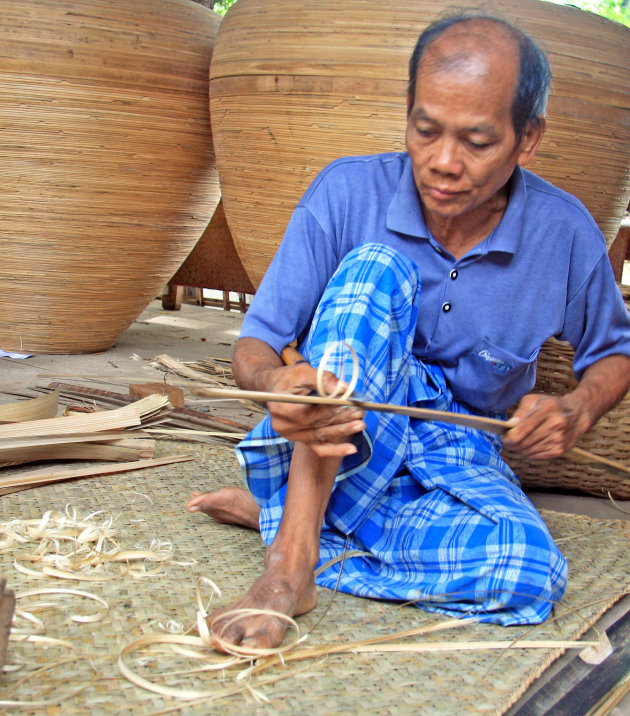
[559, 390, 596, 437]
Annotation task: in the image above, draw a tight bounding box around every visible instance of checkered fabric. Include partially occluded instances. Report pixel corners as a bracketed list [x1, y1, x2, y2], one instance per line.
[236, 243, 568, 626]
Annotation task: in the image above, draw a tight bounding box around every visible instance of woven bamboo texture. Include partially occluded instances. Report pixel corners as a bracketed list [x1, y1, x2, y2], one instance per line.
[503, 284, 630, 499]
[0, 441, 629, 714]
[209, 0, 630, 287]
[0, 0, 221, 354]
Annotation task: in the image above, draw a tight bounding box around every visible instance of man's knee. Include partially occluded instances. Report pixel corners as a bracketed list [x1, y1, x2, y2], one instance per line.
[479, 517, 568, 623]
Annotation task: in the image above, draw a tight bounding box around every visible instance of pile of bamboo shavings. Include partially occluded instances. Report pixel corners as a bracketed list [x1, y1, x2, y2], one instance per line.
[0, 500, 618, 709]
[0, 393, 173, 473]
[0, 507, 191, 582]
[0, 507, 199, 709]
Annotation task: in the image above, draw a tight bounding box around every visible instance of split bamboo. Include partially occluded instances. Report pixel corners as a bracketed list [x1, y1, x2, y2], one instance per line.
[0, 395, 169, 469]
[210, 0, 630, 286]
[0, 390, 59, 424]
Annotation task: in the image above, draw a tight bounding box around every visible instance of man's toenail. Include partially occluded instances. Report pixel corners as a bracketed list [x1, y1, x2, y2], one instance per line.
[188, 506, 201, 513]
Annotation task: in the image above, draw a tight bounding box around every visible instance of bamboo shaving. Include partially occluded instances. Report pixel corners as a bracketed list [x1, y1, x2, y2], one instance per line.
[316, 341, 359, 401]
[349, 639, 598, 652]
[16, 588, 109, 624]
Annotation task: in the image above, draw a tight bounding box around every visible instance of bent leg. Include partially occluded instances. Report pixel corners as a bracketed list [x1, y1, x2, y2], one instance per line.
[209, 244, 429, 648]
[315, 445, 567, 625]
[207, 445, 342, 651]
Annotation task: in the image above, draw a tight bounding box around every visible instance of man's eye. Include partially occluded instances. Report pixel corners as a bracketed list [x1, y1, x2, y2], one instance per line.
[416, 127, 435, 137]
[467, 140, 492, 149]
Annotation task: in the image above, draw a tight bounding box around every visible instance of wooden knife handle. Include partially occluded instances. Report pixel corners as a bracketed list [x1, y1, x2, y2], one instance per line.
[280, 345, 308, 366]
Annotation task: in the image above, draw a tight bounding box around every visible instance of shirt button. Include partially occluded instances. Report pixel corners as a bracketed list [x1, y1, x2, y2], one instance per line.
[442, 302, 452, 313]
[450, 269, 458, 280]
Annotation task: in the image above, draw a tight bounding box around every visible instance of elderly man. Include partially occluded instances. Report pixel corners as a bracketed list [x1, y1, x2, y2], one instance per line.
[188, 13, 630, 651]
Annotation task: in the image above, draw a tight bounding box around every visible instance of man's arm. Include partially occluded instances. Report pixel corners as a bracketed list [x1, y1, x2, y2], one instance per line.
[503, 353, 630, 459]
[233, 337, 365, 458]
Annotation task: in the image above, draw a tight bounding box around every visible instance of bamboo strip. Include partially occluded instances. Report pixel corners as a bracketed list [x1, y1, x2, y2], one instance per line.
[193, 386, 511, 434]
[0, 431, 141, 450]
[0, 455, 193, 496]
[0, 390, 59, 424]
[195, 387, 630, 479]
[0, 438, 155, 467]
[570, 447, 630, 478]
[350, 640, 598, 653]
[0, 577, 15, 669]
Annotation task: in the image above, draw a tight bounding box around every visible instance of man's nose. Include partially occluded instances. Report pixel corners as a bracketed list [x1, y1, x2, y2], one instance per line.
[429, 137, 462, 175]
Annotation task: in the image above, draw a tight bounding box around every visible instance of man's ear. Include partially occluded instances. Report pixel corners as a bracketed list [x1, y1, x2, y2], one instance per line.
[406, 93, 413, 117]
[517, 117, 546, 167]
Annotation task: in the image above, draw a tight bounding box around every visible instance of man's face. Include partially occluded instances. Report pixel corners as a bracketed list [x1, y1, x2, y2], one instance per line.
[406, 36, 536, 223]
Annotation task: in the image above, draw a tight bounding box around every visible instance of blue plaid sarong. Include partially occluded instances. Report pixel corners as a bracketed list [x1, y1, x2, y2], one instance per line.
[236, 243, 567, 626]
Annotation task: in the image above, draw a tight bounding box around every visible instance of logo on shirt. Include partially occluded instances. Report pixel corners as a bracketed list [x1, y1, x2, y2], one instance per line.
[477, 349, 513, 373]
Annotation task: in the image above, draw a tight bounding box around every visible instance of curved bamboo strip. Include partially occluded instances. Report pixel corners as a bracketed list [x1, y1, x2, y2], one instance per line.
[0, 390, 59, 424]
[210, 0, 630, 287]
[0, 0, 221, 353]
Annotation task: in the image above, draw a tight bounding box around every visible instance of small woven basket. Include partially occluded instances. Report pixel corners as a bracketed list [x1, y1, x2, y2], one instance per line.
[503, 284, 630, 499]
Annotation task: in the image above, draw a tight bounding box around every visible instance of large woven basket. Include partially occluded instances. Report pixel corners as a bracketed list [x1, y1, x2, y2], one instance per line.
[503, 284, 630, 499]
[210, 0, 630, 288]
[0, 0, 221, 354]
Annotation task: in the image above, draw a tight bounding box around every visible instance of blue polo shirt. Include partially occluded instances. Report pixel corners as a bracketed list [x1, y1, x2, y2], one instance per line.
[241, 152, 630, 413]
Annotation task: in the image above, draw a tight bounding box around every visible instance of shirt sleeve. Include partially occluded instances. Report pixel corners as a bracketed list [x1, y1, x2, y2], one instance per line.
[239, 204, 340, 355]
[560, 253, 630, 378]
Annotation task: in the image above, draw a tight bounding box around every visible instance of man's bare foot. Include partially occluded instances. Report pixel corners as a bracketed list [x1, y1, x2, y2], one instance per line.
[186, 488, 260, 530]
[208, 554, 317, 653]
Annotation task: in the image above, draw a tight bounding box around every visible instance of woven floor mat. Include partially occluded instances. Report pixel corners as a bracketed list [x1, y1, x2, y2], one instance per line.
[0, 440, 628, 715]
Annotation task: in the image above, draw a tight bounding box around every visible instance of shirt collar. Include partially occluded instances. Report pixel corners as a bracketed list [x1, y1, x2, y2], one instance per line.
[386, 155, 527, 256]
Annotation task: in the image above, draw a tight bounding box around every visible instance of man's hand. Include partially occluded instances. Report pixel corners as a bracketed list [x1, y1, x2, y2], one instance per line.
[265, 362, 365, 458]
[504, 354, 630, 460]
[232, 337, 365, 458]
[503, 393, 589, 459]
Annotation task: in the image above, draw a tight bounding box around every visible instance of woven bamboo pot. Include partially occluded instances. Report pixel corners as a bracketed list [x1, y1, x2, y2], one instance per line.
[210, 0, 630, 287]
[0, 0, 221, 354]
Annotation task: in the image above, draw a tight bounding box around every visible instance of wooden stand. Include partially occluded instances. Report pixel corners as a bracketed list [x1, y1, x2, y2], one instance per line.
[163, 199, 254, 313]
[609, 214, 630, 282]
